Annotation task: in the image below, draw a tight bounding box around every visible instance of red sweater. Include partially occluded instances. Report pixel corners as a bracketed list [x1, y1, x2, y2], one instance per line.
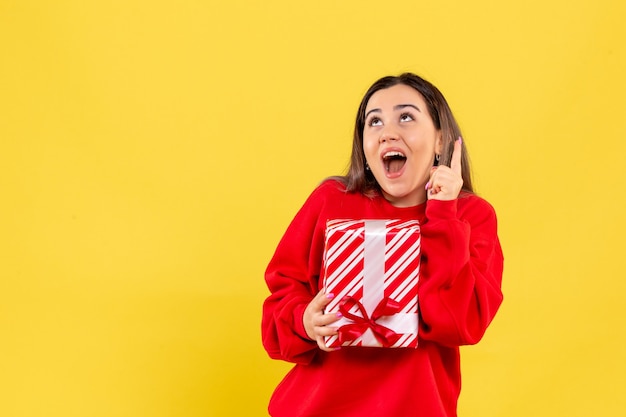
[262, 180, 503, 417]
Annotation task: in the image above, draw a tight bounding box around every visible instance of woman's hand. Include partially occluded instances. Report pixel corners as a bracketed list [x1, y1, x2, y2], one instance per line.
[426, 137, 464, 201]
[303, 290, 342, 351]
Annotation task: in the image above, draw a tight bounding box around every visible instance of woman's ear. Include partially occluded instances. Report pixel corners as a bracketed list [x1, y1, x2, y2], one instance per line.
[434, 131, 443, 155]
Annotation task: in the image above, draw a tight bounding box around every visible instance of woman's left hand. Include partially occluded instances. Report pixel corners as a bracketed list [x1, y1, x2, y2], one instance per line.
[426, 137, 463, 201]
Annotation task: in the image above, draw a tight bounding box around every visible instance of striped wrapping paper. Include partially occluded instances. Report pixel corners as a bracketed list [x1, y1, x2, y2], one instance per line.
[322, 219, 421, 348]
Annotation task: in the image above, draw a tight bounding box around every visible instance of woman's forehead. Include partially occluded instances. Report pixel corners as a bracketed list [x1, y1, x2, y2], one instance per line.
[366, 84, 426, 111]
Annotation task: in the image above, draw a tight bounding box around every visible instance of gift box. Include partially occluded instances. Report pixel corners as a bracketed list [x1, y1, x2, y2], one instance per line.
[322, 219, 421, 348]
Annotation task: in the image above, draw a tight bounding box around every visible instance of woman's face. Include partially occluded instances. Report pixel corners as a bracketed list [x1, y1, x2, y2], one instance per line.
[363, 84, 442, 207]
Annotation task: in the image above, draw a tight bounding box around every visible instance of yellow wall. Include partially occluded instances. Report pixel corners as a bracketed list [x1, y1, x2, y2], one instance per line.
[1, 0, 625, 415]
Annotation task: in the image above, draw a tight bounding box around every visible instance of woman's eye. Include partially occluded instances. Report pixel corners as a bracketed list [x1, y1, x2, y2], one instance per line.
[368, 117, 382, 127]
[400, 113, 414, 122]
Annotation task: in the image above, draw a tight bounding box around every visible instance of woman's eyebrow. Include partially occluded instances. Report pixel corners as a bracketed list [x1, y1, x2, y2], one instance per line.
[365, 104, 421, 119]
[395, 104, 421, 112]
[365, 108, 381, 118]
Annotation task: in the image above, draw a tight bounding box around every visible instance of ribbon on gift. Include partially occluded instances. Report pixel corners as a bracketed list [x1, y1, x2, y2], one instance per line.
[337, 296, 403, 347]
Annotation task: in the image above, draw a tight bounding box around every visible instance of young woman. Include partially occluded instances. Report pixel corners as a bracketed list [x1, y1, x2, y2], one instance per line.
[262, 73, 504, 417]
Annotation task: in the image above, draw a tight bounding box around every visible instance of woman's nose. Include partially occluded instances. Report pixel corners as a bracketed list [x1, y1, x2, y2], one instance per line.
[379, 132, 399, 143]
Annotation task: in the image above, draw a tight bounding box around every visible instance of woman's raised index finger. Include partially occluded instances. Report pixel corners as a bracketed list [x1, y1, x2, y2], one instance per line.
[450, 137, 463, 175]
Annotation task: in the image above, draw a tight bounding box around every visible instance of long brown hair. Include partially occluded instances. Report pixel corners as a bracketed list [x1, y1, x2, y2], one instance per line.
[334, 73, 473, 196]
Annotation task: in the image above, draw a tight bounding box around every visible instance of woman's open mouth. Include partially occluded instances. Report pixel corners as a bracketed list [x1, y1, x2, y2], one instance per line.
[382, 151, 407, 175]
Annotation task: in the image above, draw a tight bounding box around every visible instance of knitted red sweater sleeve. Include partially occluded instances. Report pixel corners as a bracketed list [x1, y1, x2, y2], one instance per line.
[261, 186, 327, 364]
[418, 196, 504, 346]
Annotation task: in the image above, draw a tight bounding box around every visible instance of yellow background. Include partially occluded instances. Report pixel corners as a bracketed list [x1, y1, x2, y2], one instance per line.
[1, 0, 625, 416]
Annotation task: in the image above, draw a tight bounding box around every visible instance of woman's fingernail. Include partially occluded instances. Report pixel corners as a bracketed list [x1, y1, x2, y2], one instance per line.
[458, 136, 463, 144]
[326, 293, 335, 299]
[425, 181, 431, 190]
[336, 312, 343, 318]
